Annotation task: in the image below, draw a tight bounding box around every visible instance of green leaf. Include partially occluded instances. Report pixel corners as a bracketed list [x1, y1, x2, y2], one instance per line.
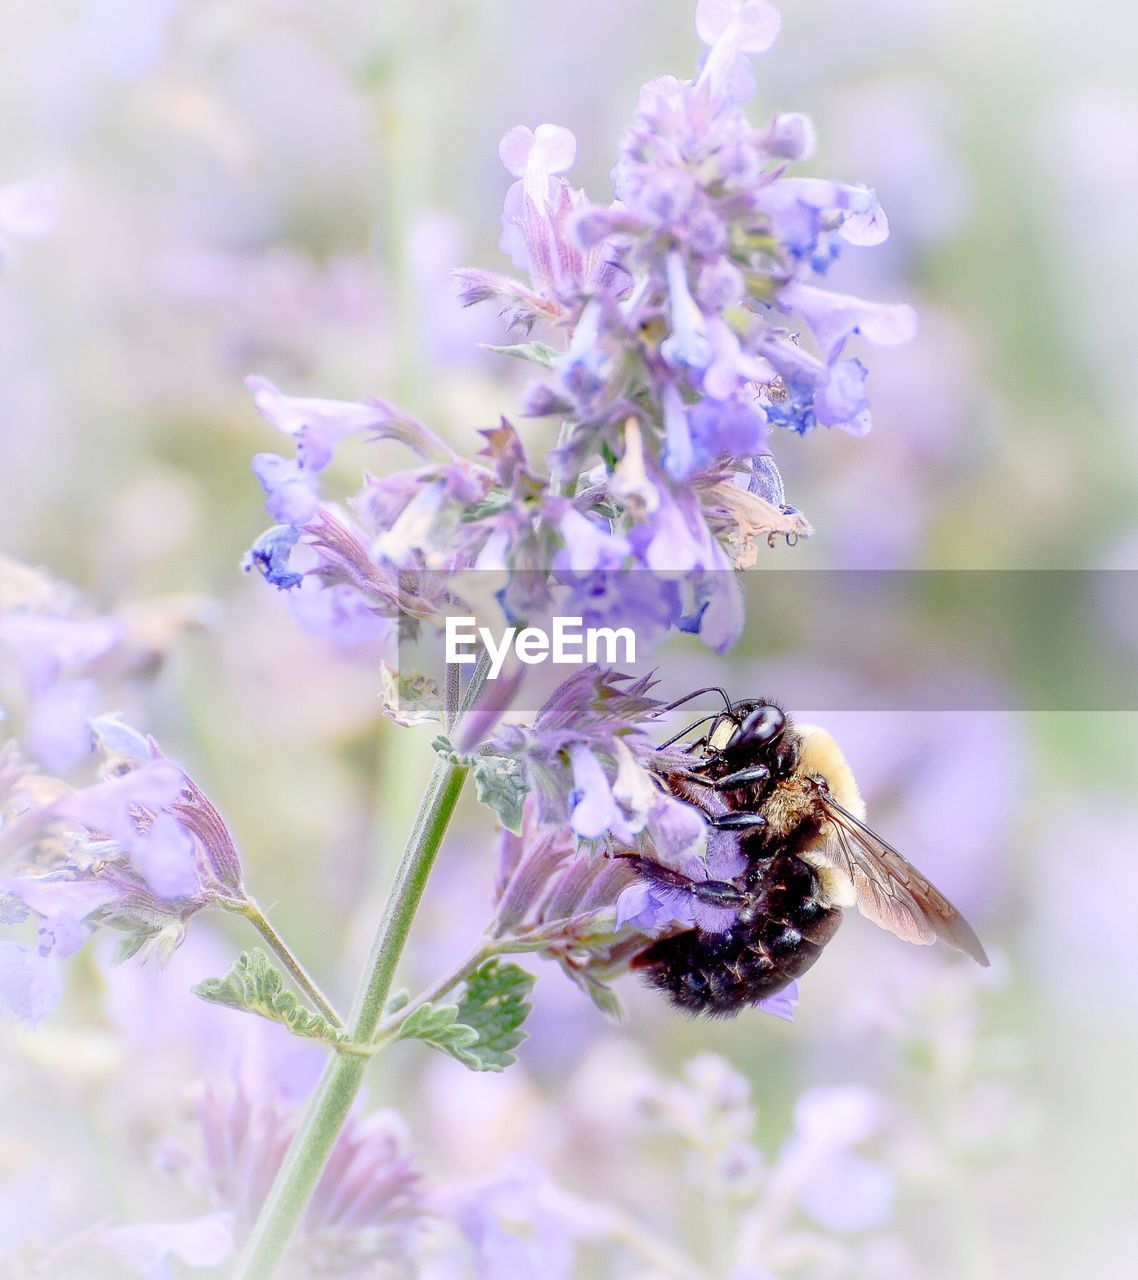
[460, 491, 513, 523]
[469, 755, 527, 834]
[384, 988, 411, 1016]
[455, 960, 535, 1070]
[113, 932, 149, 965]
[396, 960, 535, 1072]
[192, 949, 344, 1045]
[379, 662, 442, 728]
[574, 970, 625, 1020]
[395, 1001, 482, 1067]
[432, 737, 529, 834]
[481, 341, 559, 368]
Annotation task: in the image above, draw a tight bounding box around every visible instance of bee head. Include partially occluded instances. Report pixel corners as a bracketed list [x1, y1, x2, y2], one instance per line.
[708, 700, 797, 777]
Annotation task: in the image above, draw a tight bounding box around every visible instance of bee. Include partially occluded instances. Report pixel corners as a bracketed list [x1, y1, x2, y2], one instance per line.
[624, 691, 989, 1016]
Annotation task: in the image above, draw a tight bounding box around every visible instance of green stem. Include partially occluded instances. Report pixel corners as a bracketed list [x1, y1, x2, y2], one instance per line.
[371, 939, 496, 1044]
[235, 654, 490, 1278]
[234, 899, 342, 1029]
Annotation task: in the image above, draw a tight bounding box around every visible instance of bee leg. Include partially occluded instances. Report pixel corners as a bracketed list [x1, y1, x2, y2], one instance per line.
[611, 853, 748, 907]
[657, 763, 769, 790]
[687, 879, 749, 907]
[707, 812, 768, 831]
[707, 764, 770, 790]
[609, 852, 697, 891]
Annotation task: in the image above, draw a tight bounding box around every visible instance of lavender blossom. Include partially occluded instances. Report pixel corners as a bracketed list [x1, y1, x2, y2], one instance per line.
[434, 1158, 611, 1280]
[243, 1, 912, 677]
[0, 718, 246, 1024]
[0, 557, 210, 773]
[162, 1071, 425, 1274]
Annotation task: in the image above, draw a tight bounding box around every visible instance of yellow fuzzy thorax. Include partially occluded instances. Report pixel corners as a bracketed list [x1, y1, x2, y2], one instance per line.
[794, 724, 866, 819]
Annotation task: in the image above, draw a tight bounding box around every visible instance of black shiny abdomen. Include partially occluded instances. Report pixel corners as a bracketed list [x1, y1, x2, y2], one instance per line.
[632, 849, 842, 1017]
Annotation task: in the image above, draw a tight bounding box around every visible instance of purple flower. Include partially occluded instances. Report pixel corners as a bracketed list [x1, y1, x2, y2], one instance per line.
[242, 525, 302, 590]
[757, 980, 798, 1021]
[687, 397, 768, 467]
[814, 358, 871, 430]
[288, 577, 390, 647]
[0, 725, 247, 1024]
[755, 178, 889, 271]
[557, 570, 682, 652]
[661, 252, 713, 372]
[568, 745, 622, 840]
[242, 0, 925, 684]
[250, 452, 320, 526]
[500, 125, 577, 227]
[780, 1086, 894, 1232]
[94, 1214, 234, 1279]
[9, 876, 120, 958]
[438, 1159, 610, 1280]
[497, 124, 610, 305]
[23, 677, 99, 773]
[696, 0, 781, 103]
[779, 280, 919, 363]
[0, 613, 124, 694]
[550, 506, 630, 576]
[696, 0, 782, 55]
[0, 940, 62, 1026]
[185, 1072, 424, 1263]
[759, 112, 817, 161]
[661, 383, 696, 477]
[61, 758, 184, 827]
[0, 578, 207, 774]
[246, 376, 393, 472]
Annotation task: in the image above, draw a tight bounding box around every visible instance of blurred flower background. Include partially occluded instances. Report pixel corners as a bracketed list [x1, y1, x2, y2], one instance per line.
[1, 1, 1136, 1276]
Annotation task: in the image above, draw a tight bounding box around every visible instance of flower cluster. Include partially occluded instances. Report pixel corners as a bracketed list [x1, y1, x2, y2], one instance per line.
[6, 1051, 426, 1278]
[158, 1072, 426, 1275]
[244, 0, 911, 661]
[0, 560, 246, 1026]
[0, 717, 246, 1025]
[0, 553, 208, 773]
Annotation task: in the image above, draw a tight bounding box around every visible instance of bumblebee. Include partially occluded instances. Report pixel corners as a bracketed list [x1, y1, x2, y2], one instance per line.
[626, 692, 989, 1016]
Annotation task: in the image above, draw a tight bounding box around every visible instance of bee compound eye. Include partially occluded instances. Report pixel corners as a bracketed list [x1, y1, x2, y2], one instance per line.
[733, 704, 785, 748]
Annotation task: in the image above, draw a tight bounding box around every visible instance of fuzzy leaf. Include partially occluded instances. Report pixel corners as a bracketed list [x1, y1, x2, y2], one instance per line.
[455, 960, 535, 1070]
[379, 663, 442, 728]
[397, 960, 535, 1072]
[395, 1001, 482, 1067]
[192, 949, 344, 1045]
[114, 933, 149, 965]
[469, 756, 528, 834]
[572, 969, 624, 1020]
[433, 737, 529, 834]
[481, 341, 559, 367]
[460, 491, 513, 523]
[384, 988, 411, 1015]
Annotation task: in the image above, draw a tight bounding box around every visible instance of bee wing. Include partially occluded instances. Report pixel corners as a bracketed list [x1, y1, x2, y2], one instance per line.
[818, 795, 989, 967]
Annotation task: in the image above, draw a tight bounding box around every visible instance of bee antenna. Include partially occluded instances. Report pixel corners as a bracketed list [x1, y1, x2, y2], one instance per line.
[656, 713, 718, 750]
[658, 687, 733, 715]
